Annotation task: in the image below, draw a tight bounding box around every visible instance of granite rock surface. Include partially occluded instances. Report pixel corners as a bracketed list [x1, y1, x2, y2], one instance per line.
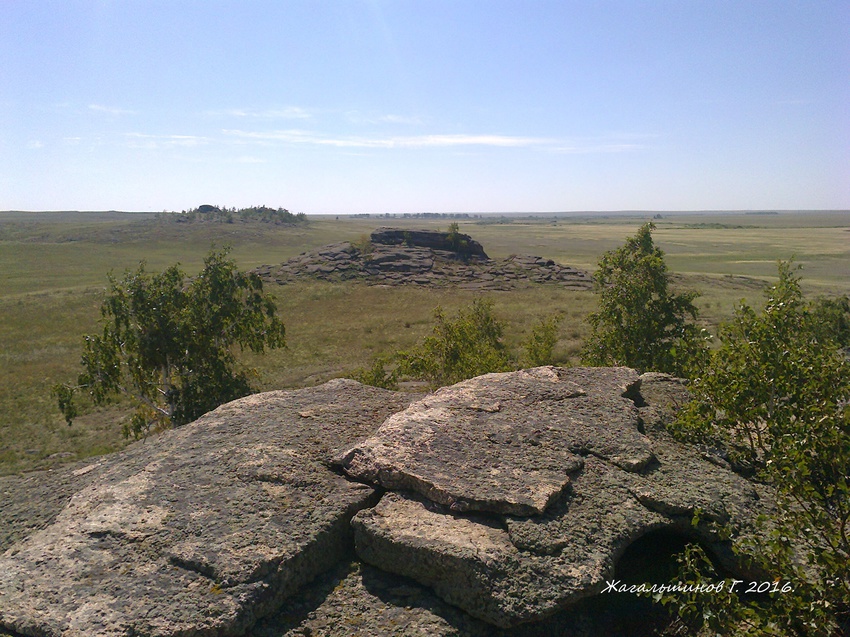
[0, 370, 769, 636]
[343, 368, 766, 627]
[0, 380, 412, 637]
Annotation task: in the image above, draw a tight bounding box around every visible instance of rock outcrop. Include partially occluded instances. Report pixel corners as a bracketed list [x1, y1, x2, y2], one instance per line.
[252, 229, 593, 291]
[0, 380, 412, 637]
[338, 367, 652, 517]
[370, 227, 489, 260]
[339, 368, 763, 627]
[0, 369, 770, 637]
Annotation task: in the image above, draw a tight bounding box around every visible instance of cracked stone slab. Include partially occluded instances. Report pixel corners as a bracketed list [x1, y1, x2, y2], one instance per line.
[349, 370, 768, 628]
[352, 460, 669, 628]
[0, 380, 413, 637]
[337, 367, 653, 516]
[248, 559, 647, 637]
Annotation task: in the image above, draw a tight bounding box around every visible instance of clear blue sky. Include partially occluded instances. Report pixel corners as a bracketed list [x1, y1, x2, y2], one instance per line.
[2, 1, 848, 213]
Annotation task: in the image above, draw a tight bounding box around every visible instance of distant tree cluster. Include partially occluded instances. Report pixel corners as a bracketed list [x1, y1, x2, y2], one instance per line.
[160, 205, 307, 225]
[473, 216, 517, 225]
[402, 212, 475, 219]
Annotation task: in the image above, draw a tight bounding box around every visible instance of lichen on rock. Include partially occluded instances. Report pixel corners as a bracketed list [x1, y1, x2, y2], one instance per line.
[0, 370, 771, 636]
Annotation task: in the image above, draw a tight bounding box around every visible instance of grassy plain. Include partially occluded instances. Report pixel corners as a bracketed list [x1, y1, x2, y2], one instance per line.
[1, 209, 848, 475]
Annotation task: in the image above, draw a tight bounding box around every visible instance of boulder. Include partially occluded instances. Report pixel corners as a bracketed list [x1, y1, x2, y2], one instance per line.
[249, 554, 694, 637]
[339, 367, 767, 627]
[0, 380, 412, 637]
[337, 367, 652, 516]
[0, 369, 771, 636]
[366, 245, 435, 273]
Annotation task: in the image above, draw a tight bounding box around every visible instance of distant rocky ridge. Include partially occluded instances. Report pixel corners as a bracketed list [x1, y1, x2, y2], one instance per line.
[0, 368, 772, 637]
[252, 227, 593, 290]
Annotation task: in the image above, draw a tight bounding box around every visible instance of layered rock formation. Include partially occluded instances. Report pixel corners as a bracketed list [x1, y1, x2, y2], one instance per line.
[0, 368, 769, 637]
[369, 227, 489, 260]
[252, 228, 593, 291]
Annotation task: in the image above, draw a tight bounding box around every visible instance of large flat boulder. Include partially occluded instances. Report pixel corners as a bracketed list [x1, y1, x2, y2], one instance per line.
[365, 245, 435, 273]
[0, 380, 413, 637]
[342, 368, 767, 628]
[337, 367, 653, 516]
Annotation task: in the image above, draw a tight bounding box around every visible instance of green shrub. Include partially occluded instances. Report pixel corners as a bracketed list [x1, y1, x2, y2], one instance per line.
[446, 221, 468, 254]
[396, 298, 515, 389]
[523, 313, 563, 367]
[55, 248, 286, 439]
[353, 234, 374, 260]
[811, 294, 850, 348]
[348, 356, 399, 390]
[581, 223, 708, 376]
[665, 262, 850, 635]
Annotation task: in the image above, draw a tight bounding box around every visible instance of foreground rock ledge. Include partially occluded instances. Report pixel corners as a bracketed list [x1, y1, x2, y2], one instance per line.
[0, 369, 770, 636]
[0, 380, 412, 637]
[344, 368, 767, 628]
[337, 367, 654, 516]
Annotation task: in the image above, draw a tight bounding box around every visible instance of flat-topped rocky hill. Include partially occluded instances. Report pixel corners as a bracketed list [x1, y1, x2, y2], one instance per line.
[0, 367, 772, 637]
[253, 228, 593, 291]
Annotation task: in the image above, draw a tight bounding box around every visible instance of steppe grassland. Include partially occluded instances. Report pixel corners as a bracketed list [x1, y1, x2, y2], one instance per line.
[0, 210, 848, 475]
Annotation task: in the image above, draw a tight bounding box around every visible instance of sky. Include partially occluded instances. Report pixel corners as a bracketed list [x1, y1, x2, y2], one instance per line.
[1, 1, 848, 214]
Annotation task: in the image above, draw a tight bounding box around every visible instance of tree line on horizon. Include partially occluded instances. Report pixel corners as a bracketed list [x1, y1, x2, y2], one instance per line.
[159, 204, 308, 225]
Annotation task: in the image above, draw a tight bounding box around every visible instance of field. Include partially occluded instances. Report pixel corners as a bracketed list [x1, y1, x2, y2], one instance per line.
[1, 209, 848, 476]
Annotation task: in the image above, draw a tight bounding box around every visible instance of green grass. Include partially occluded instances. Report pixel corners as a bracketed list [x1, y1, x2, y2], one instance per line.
[245, 282, 596, 391]
[1, 209, 848, 475]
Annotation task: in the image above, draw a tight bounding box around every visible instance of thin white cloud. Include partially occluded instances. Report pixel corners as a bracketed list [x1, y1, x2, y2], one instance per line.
[89, 104, 137, 115]
[223, 129, 551, 149]
[209, 107, 312, 120]
[222, 129, 650, 154]
[124, 133, 209, 149]
[549, 143, 646, 154]
[345, 111, 425, 126]
[114, 128, 649, 155]
[396, 134, 550, 148]
[27, 140, 44, 149]
[380, 114, 425, 125]
[235, 156, 266, 164]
